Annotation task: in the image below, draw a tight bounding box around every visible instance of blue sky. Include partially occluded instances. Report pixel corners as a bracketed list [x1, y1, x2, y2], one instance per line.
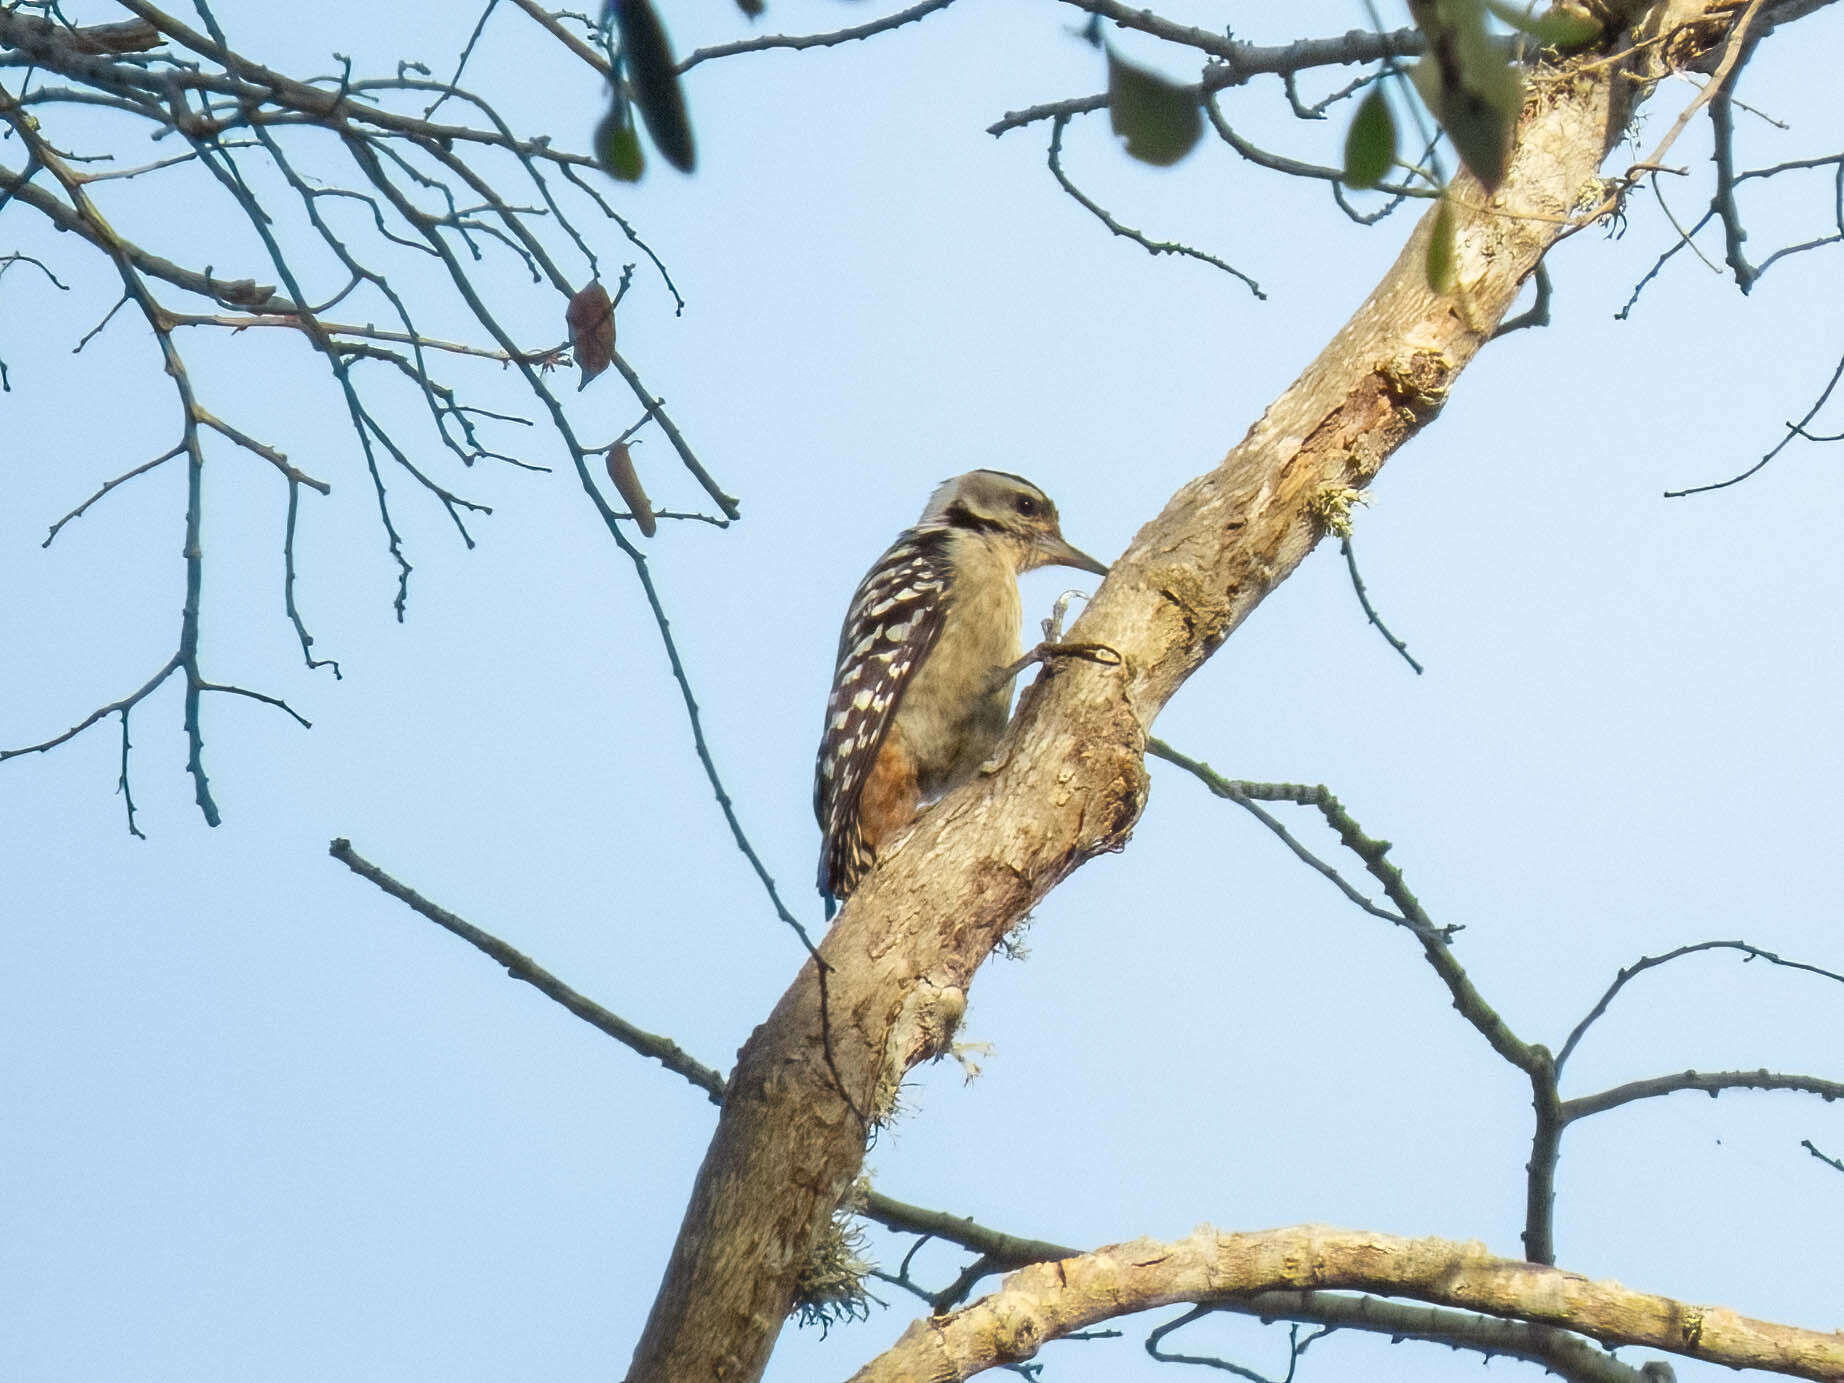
[3, 3, 1841, 1380]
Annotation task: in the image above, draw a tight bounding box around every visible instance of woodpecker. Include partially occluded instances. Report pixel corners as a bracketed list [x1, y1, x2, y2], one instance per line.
[814, 470, 1109, 912]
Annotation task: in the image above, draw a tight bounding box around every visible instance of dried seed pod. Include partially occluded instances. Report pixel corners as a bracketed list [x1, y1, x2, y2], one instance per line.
[606, 442, 656, 537]
[565, 280, 615, 390]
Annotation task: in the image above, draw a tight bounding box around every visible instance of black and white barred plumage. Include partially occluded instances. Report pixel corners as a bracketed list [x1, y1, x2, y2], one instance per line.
[814, 471, 1108, 912]
[813, 529, 953, 904]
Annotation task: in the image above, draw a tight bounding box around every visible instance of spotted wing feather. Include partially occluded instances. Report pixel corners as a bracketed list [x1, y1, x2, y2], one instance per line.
[815, 528, 953, 904]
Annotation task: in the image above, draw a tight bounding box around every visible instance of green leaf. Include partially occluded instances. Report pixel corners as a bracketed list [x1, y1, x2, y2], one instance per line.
[1106, 49, 1202, 168]
[1483, 0, 1602, 47]
[614, 0, 695, 174]
[594, 107, 646, 181]
[1343, 88, 1397, 190]
[1430, 65, 1519, 191]
[1409, 0, 1522, 191]
[1426, 196, 1457, 294]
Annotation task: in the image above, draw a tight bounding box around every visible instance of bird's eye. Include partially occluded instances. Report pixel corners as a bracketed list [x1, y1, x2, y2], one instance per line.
[1014, 494, 1039, 517]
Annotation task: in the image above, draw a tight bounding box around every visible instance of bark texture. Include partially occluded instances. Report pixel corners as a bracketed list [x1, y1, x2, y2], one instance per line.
[626, 5, 1765, 1379]
[847, 1226, 1844, 1382]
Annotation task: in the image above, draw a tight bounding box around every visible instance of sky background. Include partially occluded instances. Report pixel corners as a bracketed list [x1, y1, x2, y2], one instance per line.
[3, 3, 1841, 1381]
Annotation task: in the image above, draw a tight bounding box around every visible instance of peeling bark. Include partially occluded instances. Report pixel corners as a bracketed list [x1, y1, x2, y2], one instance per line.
[625, 6, 1780, 1380]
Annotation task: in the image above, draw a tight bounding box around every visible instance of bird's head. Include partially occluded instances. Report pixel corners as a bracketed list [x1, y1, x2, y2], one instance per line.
[920, 469, 1109, 577]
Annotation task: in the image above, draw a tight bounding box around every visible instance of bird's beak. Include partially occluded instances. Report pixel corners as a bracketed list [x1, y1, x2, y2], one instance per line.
[1038, 534, 1110, 577]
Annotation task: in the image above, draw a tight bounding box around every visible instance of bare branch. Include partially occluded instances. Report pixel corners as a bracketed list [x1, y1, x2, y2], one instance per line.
[283, 479, 340, 678]
[0, 656, 180, 765]
[856, 1193, 1075, 1266]
[1146, 746, 1407, 926]
[1145, 1307, 1325, 1383]
[1055, 4, 1423, 74]
[1138, 747, 1583, 1260]
[0, 14, 161, 56]
[1216, 1294, 1667, 1383]
[505, 0, 610, 79]
[1562, 1068, 1844, 1121]
[1802, 1139, 1844, 1175]
[1556, 939, 1844, 1069]
[1176, 764, 1546, 1074]
[1202, 91, 1434, 214]
[324, 835, 1053, 1267]
[1046, 115, 1264, 297]
[1283, 66, 1384, 120]
[199, 681, 312, 729]
[42, 444, 185, 547]
[195, 408, 330, 492]
[847, 1225, 1843, 1382]
[1707, 73, 1759, 291]
[1, 78, 240, 822]
[1339, 536, 1424, 673]
[166, 311, 566, 362]
[329, 837, 730, 1102]
[0, 251, 71, 290]
[679, 0, 960, 73]
[4, 0, 767, 849]
[988, 24, 1426, 138]
[1665, 349, 1844, 497]
[0, 162, 285, 308]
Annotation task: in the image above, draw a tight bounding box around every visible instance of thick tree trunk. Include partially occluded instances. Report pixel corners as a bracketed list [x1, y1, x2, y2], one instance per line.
[625, 5, 1752, 1379]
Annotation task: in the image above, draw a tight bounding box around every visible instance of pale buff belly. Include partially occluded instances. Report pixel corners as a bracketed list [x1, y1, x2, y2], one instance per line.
[896, 556, 1022, 799]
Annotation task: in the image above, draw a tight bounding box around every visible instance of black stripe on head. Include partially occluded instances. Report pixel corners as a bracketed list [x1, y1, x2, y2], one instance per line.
[971, 471, 1054, 522]
[941, 501, 1009, 535]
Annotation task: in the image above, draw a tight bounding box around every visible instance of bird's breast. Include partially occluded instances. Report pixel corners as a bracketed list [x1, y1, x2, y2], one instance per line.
[897, 547, 1023, 797]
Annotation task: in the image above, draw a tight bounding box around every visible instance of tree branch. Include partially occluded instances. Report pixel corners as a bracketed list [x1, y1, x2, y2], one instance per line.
[326, 820, 1797, 1381]
[987, 22, 1429, 138]
[1046, 114, 1263, 296]
[329, 837, 728, 1101]
[1052, 5, 1425, 76]
[1556, 939, 1844, 1070]
[846, 1225, 1841, 1382]
[679, 0, 961, 72]
[1212, 1293, 1668, 1383]
[1562, 1068, 1844, 1121]
[626, 7, 1753, 1379]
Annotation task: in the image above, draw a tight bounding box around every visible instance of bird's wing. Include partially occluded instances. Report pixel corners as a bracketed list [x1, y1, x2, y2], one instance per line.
[814, 527, 953, 904]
